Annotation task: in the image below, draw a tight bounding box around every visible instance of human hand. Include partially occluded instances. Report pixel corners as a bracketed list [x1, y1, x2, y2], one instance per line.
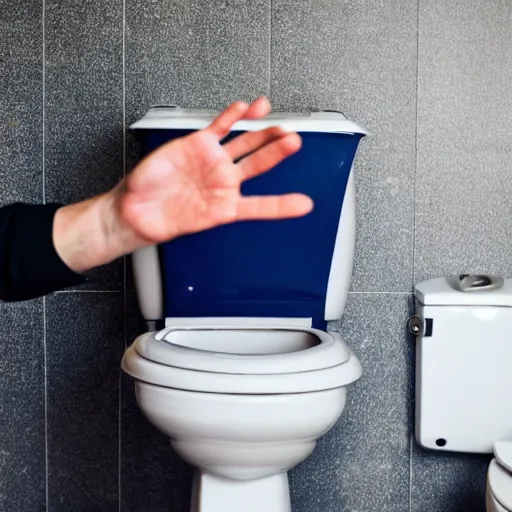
[116, 96, 313, 244]
[53, 97, 313, 273]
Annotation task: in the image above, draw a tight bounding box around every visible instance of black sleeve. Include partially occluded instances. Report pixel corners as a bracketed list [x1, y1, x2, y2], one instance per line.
[0, 203, 86, 302]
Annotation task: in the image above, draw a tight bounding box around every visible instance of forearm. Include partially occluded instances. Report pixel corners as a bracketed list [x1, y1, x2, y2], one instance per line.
[53, 187, 147, 273]
[0, 190, 149, 302]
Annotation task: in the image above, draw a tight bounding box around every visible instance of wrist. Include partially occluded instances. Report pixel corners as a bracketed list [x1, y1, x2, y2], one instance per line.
[53, 188, 146, 273]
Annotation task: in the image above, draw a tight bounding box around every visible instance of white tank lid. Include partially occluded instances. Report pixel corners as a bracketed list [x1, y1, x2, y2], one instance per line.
[130, 105, 368, 135]
[414, 275, 512, 307]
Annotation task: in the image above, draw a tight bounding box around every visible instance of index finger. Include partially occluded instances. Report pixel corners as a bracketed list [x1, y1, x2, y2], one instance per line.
[206, 97, 272, 140]
[206, 101, 249, 139]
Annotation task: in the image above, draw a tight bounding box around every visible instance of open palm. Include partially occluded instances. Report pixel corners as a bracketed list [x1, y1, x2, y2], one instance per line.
[118, 97, 313, 244]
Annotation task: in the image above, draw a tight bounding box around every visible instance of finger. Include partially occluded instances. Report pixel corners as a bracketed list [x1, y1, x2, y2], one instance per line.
[206, 97, 271, 140]
[237, 194, 314, 221]
[242, 96, 271, 119]
[223, 126, 290, 161]
[237, 132, 302, 181]
[207, 101, 249, 139]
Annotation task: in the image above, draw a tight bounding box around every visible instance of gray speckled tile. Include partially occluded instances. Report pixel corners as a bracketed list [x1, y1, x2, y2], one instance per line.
[411, 444, 490, 512]
[46, 292, 123, 512]
[124, 0, 272, 263]
[121, 291, 191, 512]
[271, 0, 417, 292]
[44, 0, 123, 290]
[0, 1, 43, 205]
[0, 299, 45, 511]
[121, 373, 192, 512]
[415, 0, 512, 282]
[290, 293, 413, 512]
[125, 0, 270, 124]
[72, 263, 123, 293]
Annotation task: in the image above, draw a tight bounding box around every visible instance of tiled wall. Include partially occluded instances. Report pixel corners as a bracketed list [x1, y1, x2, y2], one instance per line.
[0, 0, 508, 510]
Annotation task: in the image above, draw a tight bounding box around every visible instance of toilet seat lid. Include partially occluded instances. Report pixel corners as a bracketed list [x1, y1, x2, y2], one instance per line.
[134, 324, 350, 375]
[488, 459, 512, 510]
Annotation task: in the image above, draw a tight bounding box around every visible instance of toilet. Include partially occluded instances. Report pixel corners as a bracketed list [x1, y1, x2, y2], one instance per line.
[121, 106, 367, 512]
[412, 275, 512, 511]
[487, 443, 512, 511]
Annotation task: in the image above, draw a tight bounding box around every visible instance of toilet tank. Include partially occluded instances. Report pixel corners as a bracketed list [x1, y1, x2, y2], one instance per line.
[413, 275, 512, 454]
[130, 107, 366, 330]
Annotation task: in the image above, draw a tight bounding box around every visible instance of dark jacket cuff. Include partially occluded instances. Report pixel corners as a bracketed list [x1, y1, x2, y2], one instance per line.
[1, 203, 86, 301]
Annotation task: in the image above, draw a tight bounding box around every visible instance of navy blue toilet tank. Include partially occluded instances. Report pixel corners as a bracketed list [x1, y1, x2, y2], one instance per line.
[131, 107, 366, 329]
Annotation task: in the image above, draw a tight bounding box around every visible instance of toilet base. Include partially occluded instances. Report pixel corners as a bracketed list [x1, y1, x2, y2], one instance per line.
[190, 471, 291, 512]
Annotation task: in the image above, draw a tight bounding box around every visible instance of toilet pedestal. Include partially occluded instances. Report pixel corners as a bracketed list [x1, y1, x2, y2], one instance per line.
[191, 472, 291, 512]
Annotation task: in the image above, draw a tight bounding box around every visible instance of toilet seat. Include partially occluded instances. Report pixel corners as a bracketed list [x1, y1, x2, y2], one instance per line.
[495, 442, 512, 472]
[138, 325, 350, 374]
[488, 443, 512, 511]
[122, 324, 362, 394]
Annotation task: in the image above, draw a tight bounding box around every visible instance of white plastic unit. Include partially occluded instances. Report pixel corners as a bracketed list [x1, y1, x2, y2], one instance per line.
[130, 106, 368, 135]
[488, 442, 512, 511]
[414, 275, 512, 454]
[415, 275, 512, 307]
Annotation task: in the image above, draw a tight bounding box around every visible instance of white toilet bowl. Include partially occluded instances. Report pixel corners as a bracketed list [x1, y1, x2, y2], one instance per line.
[487, 442, 512, 512]
[122, 321, 362, 512]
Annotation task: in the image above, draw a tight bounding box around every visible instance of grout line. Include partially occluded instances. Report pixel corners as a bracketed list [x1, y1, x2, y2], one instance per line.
[412, 0, 420, 287]
[119, 0, 127, 509]
[43, 296, 49, 512]
[42, 0, 46, 205]
[53, 289, 121, 294]
[348, 291, 413, 295]
[42, 2, 49, 510]
[268, 0, 272, 98]
[122, 2, 126, 180]
[409, 433, 414, 512]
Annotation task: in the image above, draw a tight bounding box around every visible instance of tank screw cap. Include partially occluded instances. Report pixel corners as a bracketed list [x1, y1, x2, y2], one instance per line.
[407, 315, 423, 336]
